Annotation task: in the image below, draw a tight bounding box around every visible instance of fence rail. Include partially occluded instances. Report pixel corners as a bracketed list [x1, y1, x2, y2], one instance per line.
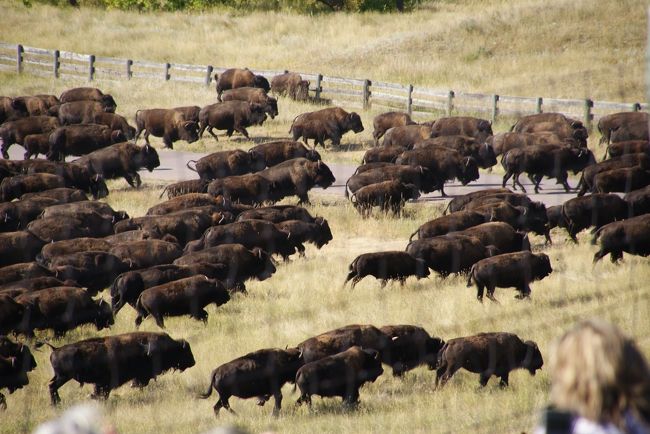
[0, 42, 647, 125]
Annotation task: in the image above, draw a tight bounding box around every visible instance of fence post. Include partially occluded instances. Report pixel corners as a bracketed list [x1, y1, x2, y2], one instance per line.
[53, 50, 60, 79]
[491, 94, 499, 124]
[633, 102, 641, 112]
[315, 74, 323, 102]
[16, 45, 23, 74]
[363, 79, 371, 110]
[447, 90, 455, 116]
[583, 98, 594, 131]
[205, 65, 213, 87]
[164, 63, 171, 81]
[88, 55, 95, 81]
[126, 59, 133, 80]
[407, 84, 413, 115]
[536, 97, 543, 113]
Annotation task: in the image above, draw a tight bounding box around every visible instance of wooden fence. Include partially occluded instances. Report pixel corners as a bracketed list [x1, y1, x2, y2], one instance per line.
[0, 42, 646, 127]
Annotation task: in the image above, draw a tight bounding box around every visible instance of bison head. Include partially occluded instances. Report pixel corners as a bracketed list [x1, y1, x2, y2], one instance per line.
[400, 182, 421, 201]
[94, 299, 115, 330]
[254, 75, 271, 92]
[89, 174, 109, 200]
[305, 147, 321, 162]
[100, 94, 117, 113]
[296, 80, 310, 101]
[251, 247, 276, 281]
[180, 121, 200, 144]
[521, 340, 544, 375]
[209, 279, 231, 306]
[265, 97, 279, 119]
[425, 337, 445, 370]
[312, 160, 335, 189]
[313, 217, 333, 248]
[248, 149, 267, 172]
[111, 130, 126, 144]
[458, 157, 480, 185]
[249, 103, 268, 126]
[415, 258, 430, 279]
[478, 142, 498, 169]
[141, 144, 161, 172]
[359, 348, 384, 382]
[533, 253, 553, 280]
[345, 112, 364, 134]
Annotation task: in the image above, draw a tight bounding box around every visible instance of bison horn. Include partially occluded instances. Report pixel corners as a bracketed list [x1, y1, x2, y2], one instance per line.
[218, 214, 225, 224]
[419, 166, 423, 174]
[465, 158, 470, 167]
[257, 249, 262, 259]
[287, 232, 291, 240]
[3, 214, 8, 222]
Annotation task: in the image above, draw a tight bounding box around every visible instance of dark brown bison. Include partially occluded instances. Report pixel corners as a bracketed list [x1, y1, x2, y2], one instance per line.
[0, 262, 52, 286]
[435, 332, 543, 387]
[188, 149, 266, 181]
[159, 179, 209, 199]
[346, 165, 437, 198]
[467, 251, 552, 302]
[147, 193, 229, 216]
[610, 119, 649, 143]
[597, 112, 649, 145]
[362, 146, 405, 164]
[249, 140, 321, 167]
[0, 116, 60, 159]
[173, 105, 201, 123]
[40, 200, 127, 222]
[592, 214, 650, 263]
[487, 132, 570, 156]
[215, 68, 270, 101]
[296, 324, 388, 363]
[20, 187, 88, 203]
[0, 197, 59, 233]
[47, 124, 125, 160]
[344, 251, 430, 288]
[290, 107, 364, 148]
[592, 166, 650, 194]
[353, 162, 395, 174]
[82, 112, 136, 140]
[0, 96, 28, 124]
[0, 173, 66, 202]
[173, 244, 276, 290]
[560, 194, 629, 242]
[381, 124, 432, 148]
[577, 153, 650, 196]
[12, 96, 50, 116]
[395, 147, 480, 196]
[409, 211, 488, 241]
[14, 287, 113, 336]
[502, 144, 595, 193]
[372, 112, 415, 146]
[0, 295, 27, 334]
[221, 87, 278, 119]
[273, 218, 333, 253]
[271, 71, 310, 101]
[22, 133, 51, 160]
[108, 240, 182, 269]
[512, 113, 584, 132]
[59, 87, 117, 111]
[0, 336, 37, 409]
[199, 101, 267, 141]
[415, 135, 498, 169]
[199, 347, 304, 417]
[258, 158, 335, 204]
[134, 109, 199, 149]
[134, 276, 229, 328]
[406, 234, 498, 276]
[452, 222, 531, 254]
[430, 116, 493, 143]
[0, 276, 75, 296]
[71, 142, 160, 188]
[207, 174, 273, 205]
[46, 332, 195, 405]
[351, 180, 420, 217]
[38, 238, 112, 263]
[235, 205, 316, 223]
[443, 188, 513, 214]
[295, 346, 383, 408]
[604, 140, 650, 159]
[27, 213, 115, 243]
[55, 101, 114, 125]
[184, 219, 302, 260]
[379, 325, 445, 376]
[625, 185, 650, 216]
[546, 205, 568, 231]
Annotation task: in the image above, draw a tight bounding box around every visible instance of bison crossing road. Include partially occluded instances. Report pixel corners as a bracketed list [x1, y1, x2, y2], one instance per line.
[8, 147, 579, 208]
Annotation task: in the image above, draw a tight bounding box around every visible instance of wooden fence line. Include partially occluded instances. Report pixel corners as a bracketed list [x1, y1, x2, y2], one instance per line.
[0, 42, 646, 126]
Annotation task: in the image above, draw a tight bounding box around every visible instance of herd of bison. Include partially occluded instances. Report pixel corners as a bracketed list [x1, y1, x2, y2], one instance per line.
[0, 68, 649, 419]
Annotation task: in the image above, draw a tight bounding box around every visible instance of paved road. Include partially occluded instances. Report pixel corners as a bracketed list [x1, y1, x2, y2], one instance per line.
[9, 146, 579, 207]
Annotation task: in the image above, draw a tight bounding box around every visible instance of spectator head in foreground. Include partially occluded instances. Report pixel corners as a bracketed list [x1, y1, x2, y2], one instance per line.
[536, 319, 650, 434]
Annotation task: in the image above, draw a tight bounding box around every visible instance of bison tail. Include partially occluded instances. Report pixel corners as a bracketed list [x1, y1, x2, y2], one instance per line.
[186, 160, 198, 172]
[591, 226, 605, 245]
[344, 178, 352, 199]
[198, 370, 217, 399]
[408, 229, 418, 242]
[466, 266, 475, 287]
[35, 340, 59, 351]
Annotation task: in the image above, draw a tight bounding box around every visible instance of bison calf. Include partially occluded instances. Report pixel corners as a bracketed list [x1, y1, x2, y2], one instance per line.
[351, 180, 420, 217]
[344, 251, 429, 288]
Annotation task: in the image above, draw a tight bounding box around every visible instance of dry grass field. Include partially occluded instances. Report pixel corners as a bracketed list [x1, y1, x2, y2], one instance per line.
[1, 0, 650, 433]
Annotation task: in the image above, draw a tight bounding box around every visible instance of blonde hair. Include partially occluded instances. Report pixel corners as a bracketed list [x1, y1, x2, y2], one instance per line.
[549, 319, 650, 427]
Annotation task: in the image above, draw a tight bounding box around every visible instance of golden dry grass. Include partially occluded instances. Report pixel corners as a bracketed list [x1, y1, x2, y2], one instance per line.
[1, 1, 649, 432]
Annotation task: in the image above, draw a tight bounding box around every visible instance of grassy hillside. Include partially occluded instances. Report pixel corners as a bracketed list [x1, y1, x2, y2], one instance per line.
[1, 0, 646, 101]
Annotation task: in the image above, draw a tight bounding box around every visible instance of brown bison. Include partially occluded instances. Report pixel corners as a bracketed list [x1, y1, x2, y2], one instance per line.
[199, 347, 304, 417]
[187, 149, 266, 181]
[381, 124, 432, 148]
[467, 251, 552, 302]
[47, 124, 125, 161]
[344, 251, 430, 288]
[0, 96, 28, 124]
[604, 140, 650, 159]
[409, 211, 488, 241]
[235, 205, 316, 224]
[271, 71, 310, 101]
[199, 101, 267, 141]
[249, 140, 321, 167]
[146, 193, 229, 216]
[134, 108, 199, 149]
[46, 332, 195, 405]
[0, 173, 66, 202]
[406, 234, 498, 276]
[435, 332, 543, 387]
[592, 214, 650, 263]
[372, 112, 415, 146]
[577, 153, 650, 196]
[295, 346, 384, 408]
[362, 146, 405, 164]
[273, 218, 333, 253]
[289, 107, 364, 148]
[430, 116, 493, 143]
[414, 135, 497, 169]
[592, 166, 650, 194]
[379, 325, 445, 377]
[134, 276, 230, 328]
[609, 118, 649, 143]
[59, 87, 117, 111]
[82, 112, 136, 140]
[215, 68, 270, 101]
[55, 101, 115, 125]
[0, 116, 60, 159]
[351, 180, 420, 217]
[159, 179, 209, 199]
[346, 165, 437, 197]
[598, 112, 649, 145]
[560, 194, 629, 242]
[258, 158, 335, 204]
[0, 336, 37, 409]
[22, 133, 51, 160]
[207, 173, 273, 205]
[221, 87, 278, 119]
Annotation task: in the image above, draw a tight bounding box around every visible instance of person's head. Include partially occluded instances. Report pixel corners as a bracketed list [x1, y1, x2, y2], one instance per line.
[549, 319, 650, 427]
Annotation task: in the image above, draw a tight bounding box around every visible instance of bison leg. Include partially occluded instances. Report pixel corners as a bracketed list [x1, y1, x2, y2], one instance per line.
[498, 373, 509, 388]
[476, 283, 485, 302]
[349, 275, 363, 289]
[513, 173, 527, 193]
[296, 393, 312, 408]
[593, 248, 609, 263]
[162, 134, 174, 150]
[0, 393, 5, 410]
[380, 279, 387, 288]
[152, 312, 165, 329]
[514, 285, 531, 300]
[479, 372, 491, 387]
[436, 363, 460, 388]
[502, 171, 513, 188]
[344, 270, 357, 287]
[193, 309, 209, 324]
[343, 390, 360, 408]
[143, 130, 151, 146]
[91, 384, 111, 400]
[123, 172, 141, 189]
[256, 395, 270, 406]
[439, 185, 448, 197]
[49, 374, 69, 406]
[207, 127, 219, 142]
[272, 391, 282, 417]
[486, 286, 500, 303]
[234, 126, 250, 139]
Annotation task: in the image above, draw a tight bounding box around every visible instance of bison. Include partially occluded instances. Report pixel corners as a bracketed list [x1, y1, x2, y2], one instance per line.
[55, 101, 114, 125]
[187, 149, 266, 181]
[0, 116, 60, 159]
[249, 140, 321, 167]
[598, 112, 649, 145]
[592, 214, 650, 263]
[271, 71, 310, 101]
[0, 336, 37, 409]
[430, 116, 493, 143]
[344, 251, 429, 288]
[199, 101, 267, 141]
[406, 234, 498, 276]
[435, 332, 543, 387]
[215, 68, 270, 101]
[467, 251, 552, 302]
[134, 109, 199, 149]
[0, 173, 66, 202]
[290, 107, 364, 148]
[372, 112, 415, 146]
[381, 124, 432, 148]
[221, 87, 278, 119]
[47, 124, 125, 161]
[560, 194, 629, 242]
[59, 87, 117, 111]
[257, 158, 335, 204]
[379, 325, 445, 377]
[351, 180, 420, 217]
